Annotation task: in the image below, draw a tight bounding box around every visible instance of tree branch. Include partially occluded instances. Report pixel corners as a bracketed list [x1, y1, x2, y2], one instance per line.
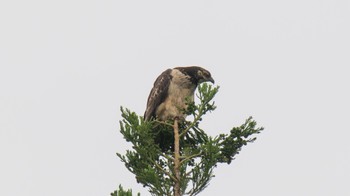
[151, 159, 177, 182]
[180, 152, 202, 165]
[154, 120, 173, 127]
[173, 118, 181, 196]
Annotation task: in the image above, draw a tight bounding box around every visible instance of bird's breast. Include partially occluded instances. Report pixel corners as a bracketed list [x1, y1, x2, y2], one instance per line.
[156, 81, 195, 121]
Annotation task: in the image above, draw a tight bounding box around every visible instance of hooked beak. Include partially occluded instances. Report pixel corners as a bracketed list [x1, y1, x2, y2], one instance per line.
[208, 76, 215, 84]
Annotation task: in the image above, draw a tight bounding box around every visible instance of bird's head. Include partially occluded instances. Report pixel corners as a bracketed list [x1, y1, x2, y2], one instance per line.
[196, 67, 215, 84]
[174, 66, 215, 85]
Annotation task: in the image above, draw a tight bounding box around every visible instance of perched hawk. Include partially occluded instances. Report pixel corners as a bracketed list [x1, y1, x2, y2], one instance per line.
[144, 66, 214, 121]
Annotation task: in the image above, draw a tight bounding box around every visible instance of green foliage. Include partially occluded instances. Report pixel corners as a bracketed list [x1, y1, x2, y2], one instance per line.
[115, 83, 264, 196]
[111, 184, 140, 196]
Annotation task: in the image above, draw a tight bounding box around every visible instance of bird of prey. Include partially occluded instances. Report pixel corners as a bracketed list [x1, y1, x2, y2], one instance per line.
[144, 66, 214, 121]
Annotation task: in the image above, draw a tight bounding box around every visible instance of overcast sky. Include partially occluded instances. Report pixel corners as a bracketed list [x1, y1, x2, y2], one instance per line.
[1, 1, 349, 196]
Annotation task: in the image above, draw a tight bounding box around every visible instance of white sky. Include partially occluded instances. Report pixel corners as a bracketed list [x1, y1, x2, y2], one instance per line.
[1, 1, 349, 196]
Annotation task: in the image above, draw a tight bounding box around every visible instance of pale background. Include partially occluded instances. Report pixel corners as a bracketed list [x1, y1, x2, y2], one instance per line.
[1, 1, 349, 196]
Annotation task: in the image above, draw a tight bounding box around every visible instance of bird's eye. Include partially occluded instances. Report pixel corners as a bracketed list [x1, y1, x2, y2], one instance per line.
[203, 71, 210, 77]
[198, 70, 210, 78]
[198, 70, 203, 76]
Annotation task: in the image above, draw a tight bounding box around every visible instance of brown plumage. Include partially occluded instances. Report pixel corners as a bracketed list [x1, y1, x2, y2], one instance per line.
[144, 66, 214, 121]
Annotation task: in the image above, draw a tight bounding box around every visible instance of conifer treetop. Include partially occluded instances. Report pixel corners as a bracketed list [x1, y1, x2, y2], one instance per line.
[115, 83, 263, 196]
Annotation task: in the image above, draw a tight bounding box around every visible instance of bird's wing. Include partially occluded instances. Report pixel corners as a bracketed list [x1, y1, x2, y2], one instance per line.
[144, 69, 172, 121]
